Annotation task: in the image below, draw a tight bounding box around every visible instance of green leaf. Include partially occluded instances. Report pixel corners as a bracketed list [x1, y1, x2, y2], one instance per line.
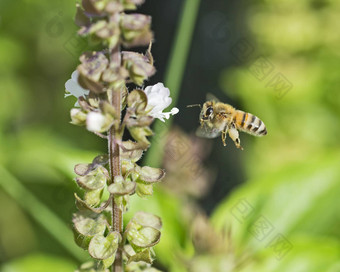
[238, 237, 340, 272]
[137, 166, 165, 183]
[88, 232, 121, 260]
[212, 151, 340, 256]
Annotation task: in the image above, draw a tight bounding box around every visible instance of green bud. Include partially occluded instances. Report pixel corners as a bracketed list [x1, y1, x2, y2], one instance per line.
[120, 140, 144, 162]
[128, 126, 153, 149]
[136, 166, 165, 183]
[136, 183, 153, 197]
[122, 51, 155, 86]
[70, 108, 87, 126]
[81, 0, 121, 16]
[75, 4, 90, 27]
[114, 195, 130, 212]
[102, 66, 128, 87]
[108, 177, 136, 196]
[75, 261, 98, 272]
[76, 165, 109, 190]
[101, 254, 115, 269]
[122, 0, 145, 11]
[84, 188, 104, 206]
[126, 116, 154, 128]
[122, 160, 135, 175]
[127, 248, 154, 265]
[120, 13, 153, 47]
[73, 212, 107, 249]
[79, 20, 121, 49]
[88, 231, 121, 260]
[132, 211, 162, 230]
[86, 111, 114, 133]
[126, 212, 162, 250]
[78, 52, 108, 93]
[127, 89, 147, 112]
[75, 193, 103, 213]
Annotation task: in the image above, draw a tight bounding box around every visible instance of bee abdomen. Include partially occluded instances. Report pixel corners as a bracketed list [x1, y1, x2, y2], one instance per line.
[238, 111, 267, 136]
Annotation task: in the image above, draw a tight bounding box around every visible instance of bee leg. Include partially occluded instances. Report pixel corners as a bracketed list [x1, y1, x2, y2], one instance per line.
[222, 131, 227, 146]
[228, 124, 243, 150]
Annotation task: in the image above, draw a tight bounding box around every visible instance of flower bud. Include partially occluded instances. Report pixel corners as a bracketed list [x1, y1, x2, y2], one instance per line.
[70, 108, 87, 125]
[122, 51, 155, 86]
[78, 51, 108, 93]
[86, 112, 114, 133]
[120, 13, 153, 47]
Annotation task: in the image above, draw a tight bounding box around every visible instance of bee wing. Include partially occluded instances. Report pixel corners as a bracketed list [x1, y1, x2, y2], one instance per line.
[196, 124, 221, 139]
[206, 93, 220, 102]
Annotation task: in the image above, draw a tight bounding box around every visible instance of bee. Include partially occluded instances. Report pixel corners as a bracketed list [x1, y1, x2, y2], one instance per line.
[188, 98, 267, 150]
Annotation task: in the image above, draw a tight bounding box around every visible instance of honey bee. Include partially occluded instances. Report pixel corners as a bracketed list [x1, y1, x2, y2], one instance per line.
[189, 98, 267, 150]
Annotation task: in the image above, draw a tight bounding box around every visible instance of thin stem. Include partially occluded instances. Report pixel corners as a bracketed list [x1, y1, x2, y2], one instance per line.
[144, 0, 201, 167]
[108, 45, 123, 272]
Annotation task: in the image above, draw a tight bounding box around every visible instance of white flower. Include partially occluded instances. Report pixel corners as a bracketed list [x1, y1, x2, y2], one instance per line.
[144, 82, 179, 122]
[86, 112, 106, 132]
[65, 70, 90, 106]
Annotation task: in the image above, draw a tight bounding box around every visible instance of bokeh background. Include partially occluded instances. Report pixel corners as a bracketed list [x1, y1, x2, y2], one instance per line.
[1, 0, 340, 271]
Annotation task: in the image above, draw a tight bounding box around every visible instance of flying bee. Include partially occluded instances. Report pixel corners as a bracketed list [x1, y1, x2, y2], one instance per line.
[188, 98, 267, 150]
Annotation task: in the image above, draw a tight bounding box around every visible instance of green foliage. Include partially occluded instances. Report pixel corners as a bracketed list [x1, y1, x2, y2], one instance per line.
[1, 254, 76, 272]
[0, 0, 339, 271]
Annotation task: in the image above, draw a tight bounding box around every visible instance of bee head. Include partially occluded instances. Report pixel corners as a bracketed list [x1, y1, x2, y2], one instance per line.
[200, 101, 214, 122]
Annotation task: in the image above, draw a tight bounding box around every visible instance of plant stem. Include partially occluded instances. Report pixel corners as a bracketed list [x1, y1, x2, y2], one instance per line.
[144, 0, 201, 167]
[109, 45, 123, 272]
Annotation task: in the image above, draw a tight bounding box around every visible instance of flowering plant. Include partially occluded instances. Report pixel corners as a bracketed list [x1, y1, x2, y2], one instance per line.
[64, 1, 178, 271]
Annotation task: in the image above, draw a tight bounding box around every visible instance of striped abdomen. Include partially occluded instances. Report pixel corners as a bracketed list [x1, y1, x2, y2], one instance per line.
[234, 110, 267, 136]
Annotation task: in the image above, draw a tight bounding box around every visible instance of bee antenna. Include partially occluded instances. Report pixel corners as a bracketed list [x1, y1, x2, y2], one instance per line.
[186, 104, 201, 109]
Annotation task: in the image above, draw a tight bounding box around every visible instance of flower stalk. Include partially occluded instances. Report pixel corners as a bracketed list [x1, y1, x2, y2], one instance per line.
[65, 1, 178, 271]
[109, 88, 123, 272]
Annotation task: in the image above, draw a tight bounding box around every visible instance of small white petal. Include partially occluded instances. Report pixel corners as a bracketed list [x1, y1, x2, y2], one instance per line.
[162, 107, 179, 120]
[86, 112, 105, 132]
[170, 107, 179, 114]
[71, 70, 78, 81]
[70, 108, 81, 116]
[65, 70, 90, 106]
[143, 82, 178, 122]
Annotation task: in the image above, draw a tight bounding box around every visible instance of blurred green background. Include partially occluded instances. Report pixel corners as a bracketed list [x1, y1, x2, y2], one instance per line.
[0, 0, 339, 271]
